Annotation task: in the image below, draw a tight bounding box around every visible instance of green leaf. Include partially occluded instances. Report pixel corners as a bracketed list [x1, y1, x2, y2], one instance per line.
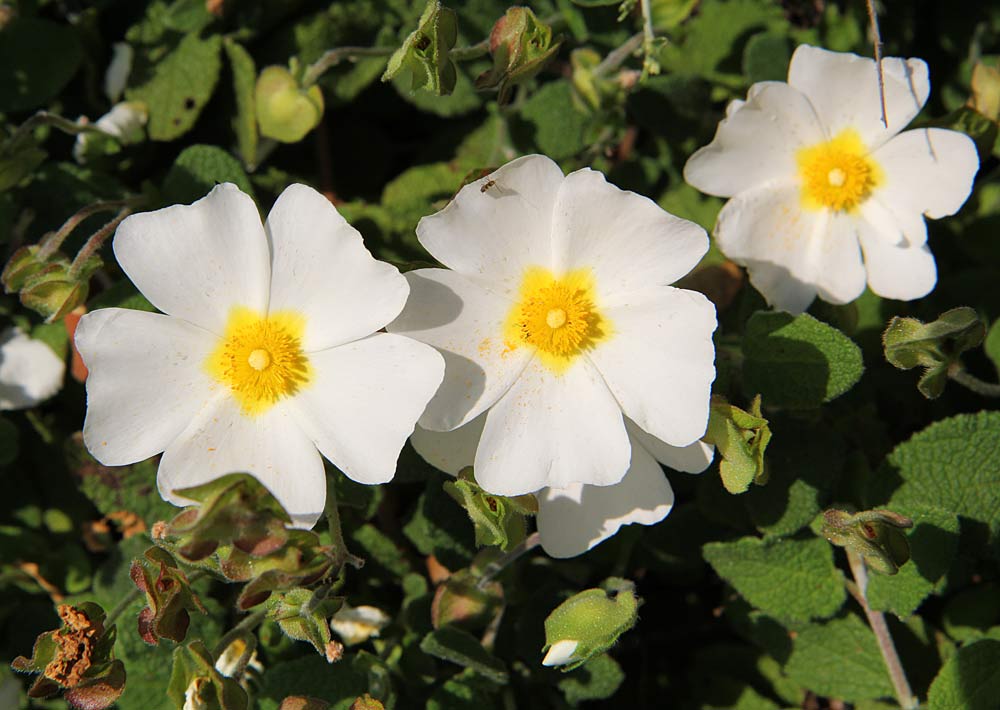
[702, 536, 845, 623]
[351, 523, 413, 578]
[0, 18, 83, 112]
[257, 655, 368, 710]
[557, 653, 625, 706]
[420, 626, 508, 684]
[875, 411, 1000, 548]
[785, 614, 894, 703]
[128, 32, 223, 141]
[403, 481, 476, 570]
[866, 505, 960, 617]
[426, 668, 501, 710]
[513, 81, 590, 160]
[163, 144, 255, 205]
[223, 40, 259, 169]
[742, 311, 864, 408]
[927, 639, 1000, 710]
[742, 32, 790, 83]
[943, 584, 1000, 642]
[984, 318, 1000, 376]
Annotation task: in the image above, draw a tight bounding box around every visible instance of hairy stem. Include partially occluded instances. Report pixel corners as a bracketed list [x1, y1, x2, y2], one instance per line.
[639, 0, 660, 78]
[212, 608, 267, 662]
[948, 368, 1000, 397]
[476, 531, 541, 590]
[326, 474, 364, 571]
[865, 0, 888, 127]
[301, 46, 394, 87]
[594, 32, 644, 77]
[67, 207, 134, 278]
[36, 199, 138, 260]
[847, 550, 917, 710]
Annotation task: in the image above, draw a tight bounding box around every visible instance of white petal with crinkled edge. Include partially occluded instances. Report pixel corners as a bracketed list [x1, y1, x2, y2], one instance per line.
[158, 397, 326, 529]
[75, 308, 217, 465]
[387, 269, 531, 431]
[684, 81, 823, 198]
[813, 212, 866, 305]
[536, 439, 674, 558]
[113, 183, 271, 334]
[714, 181, 825, 313]
[587, 286, 716, 447]
[287, 333, 444, 486]
[266, 184, 409, 352]
[858, 217, 937, 301]
[416, 155, 564, 295]
[0, 328, 65, 410]
[551, 168, 708, 302]
[787, 44, 929, 149]
[871, 128, 979, 224]
[409, 416, 485, 476]
[625, 419, 714, 473]
[474, 358, 630, 496]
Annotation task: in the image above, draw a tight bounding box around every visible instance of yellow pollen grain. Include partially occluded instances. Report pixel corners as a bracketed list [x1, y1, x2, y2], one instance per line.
[796, 129, 882, 212]
[503, 267, 610, 373]
[206, 307, 311, 416]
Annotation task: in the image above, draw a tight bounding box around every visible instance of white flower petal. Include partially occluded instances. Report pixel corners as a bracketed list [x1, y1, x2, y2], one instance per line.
[587, 286, 716, 447]
[787, 44, 929, 148]
[551, 168, 708, 301]
[409, 416, 485, 476]
[387, 269, 531, 430]
[416, 154, 564, 294]
[104, 42, 133, 102]
[713, 183, 826, 313]
[266, 184, 409, 351]
[625, 420, 714, 473]
[76, 309, 216, 465]
[113, 183, 270, 334]
[330, 605, 390, 646]
[684, 81, 823, 198]
[542, 640, 579, 667]
[158, 397, 326, 529]
[0, 328, 65, 410]
[536, 439, 674, 558]
[474, 358, 630, 495]
[288, 333, 444, 485]
[858, 219, 937, 301]
[813, 212, 866, 305]
[872, 128, 979, 222]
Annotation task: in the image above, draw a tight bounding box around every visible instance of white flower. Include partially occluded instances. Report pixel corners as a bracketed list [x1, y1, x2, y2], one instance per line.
[75, 183, 444, 527]
[411, 415, 713, 558]
[541, 639, 579, 667]
[684, 44, 979, 314]
[388, 154, 716, 496]
[73, 101, 148, 163]
[0, 327, 65, 410]
[104, 42, 133, 103]
[329, 604, 391, 646]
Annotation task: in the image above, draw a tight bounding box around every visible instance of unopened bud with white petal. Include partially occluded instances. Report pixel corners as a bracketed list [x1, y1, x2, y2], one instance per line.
[541, 639, 579, 667]
[542, 577, 639, 671]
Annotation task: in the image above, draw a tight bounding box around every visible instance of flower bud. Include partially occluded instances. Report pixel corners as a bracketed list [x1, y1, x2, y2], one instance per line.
[255, 66, 324, 143]
[443, 468, 535, 551]
[19, 258, 99, 323]
[381, 0, 458, 96]
[2, 245, 49, 293]
[475, 7, 562, 103]
[822, 508, 914, 575]
[168, 642, 248, 710]
[703, 394, 771, 494]
[542, 577, 639, 671]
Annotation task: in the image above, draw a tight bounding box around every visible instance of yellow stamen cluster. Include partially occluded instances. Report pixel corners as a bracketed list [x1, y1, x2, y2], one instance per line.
[504, 267, 609, 372]
[207, 307, 311, 416]
[797, 129, 881, 212]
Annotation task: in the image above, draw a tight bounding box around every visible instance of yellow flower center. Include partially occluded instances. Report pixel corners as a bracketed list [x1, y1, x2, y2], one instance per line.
[796, 129, 882, 212]
[503, 267, 609, 373]
[206, 307, 311, 416]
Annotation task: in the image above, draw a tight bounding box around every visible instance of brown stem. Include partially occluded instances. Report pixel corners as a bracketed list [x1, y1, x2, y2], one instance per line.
[865, 0, 888, 128]
[476, 531, 541, 590]
[847, 550, 918, 709]
[67, 207, 134, 278]
[36, 200, 136, 260]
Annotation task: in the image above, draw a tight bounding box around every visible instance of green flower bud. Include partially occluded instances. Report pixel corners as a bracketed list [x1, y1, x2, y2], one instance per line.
[255, 66, 325, 143]
[266, 587, 344, 661]
[703, 394, 771, 494]
[475, 7, 562, 103]
[2, 245, 49, 293]
[381, 0, 458, 96]
[130, 547, 206, 645]
[883, 307, 985, 399]
[542, 577, 639, 671]
[167, 641, 248, 710]
[19, 257, 100, 323]
[444, 468, 535, 551]
[821, 508, 914, 575]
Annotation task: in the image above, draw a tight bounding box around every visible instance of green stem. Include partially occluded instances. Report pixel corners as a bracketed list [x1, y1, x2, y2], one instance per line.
[449, 38, 490, 62]
[212, 608, 267, 662]
[67, 207, 133, 278]
[847, 551, 918, 710]
[6, 111, 108, 152]
[948, 368, 1000, 397]
[638, 0, 660, 78]
[325, 475, 364, 571]
[476, 531, 541, 590]
[301, 46, 394, 87]
[594, 32, 644, 77]
[36, 199, 138, 260]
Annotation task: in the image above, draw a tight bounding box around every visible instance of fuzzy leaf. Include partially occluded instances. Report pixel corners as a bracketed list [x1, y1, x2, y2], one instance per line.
[703, 536, 845, 622]
[785, 614, 893, 702]
[223, 40, 259, 168]
[0, 18, 83, 112]
[927, 639, 1000, 710]
[162, 144, 255, 205]
[420, 626, 508, 683]
[742, 312, 863, 407]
